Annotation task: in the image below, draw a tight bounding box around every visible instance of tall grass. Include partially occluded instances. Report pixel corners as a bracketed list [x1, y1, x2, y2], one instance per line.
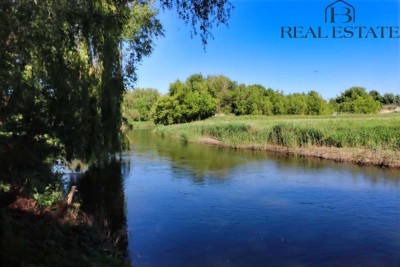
[154, 113, 400, 151]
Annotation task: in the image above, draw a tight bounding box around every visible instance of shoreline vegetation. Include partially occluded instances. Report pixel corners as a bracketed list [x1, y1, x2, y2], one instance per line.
[0, 196, 130, 267]
[154, 114, 400, 168]
[121, 75, 400, 168]
[0, 157, 130, 266]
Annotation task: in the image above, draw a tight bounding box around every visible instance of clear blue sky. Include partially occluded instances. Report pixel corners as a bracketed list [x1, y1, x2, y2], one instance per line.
[135, 0, 400, 99]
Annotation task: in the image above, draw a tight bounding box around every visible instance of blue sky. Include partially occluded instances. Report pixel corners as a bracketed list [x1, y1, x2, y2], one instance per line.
[135, 0, 400, 99]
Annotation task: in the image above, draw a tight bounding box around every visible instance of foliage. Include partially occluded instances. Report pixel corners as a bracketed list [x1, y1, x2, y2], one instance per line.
[230, 85, 330, 116]
[0, 3, 232, 264]
[151, 76, 217, 125]
[206, 75, 237, 113]
[0, 3, 232, 266]
[306, 91, 330, 115]
[369, 90, 399, 106]
[122, 88, 160, 126]
[396, 95, 400, 105]
[160, 0, 233, 45]
[286, 93, 307, 115]
[0, 181, 11, 193]
[333, 87, 381, 114]
[149, 77, 395, 126]
[369, 90, 383, 103]
[1, 1, 150, 162]
[0, 0, 232, 163]
[33, 184, 64, 207]
[382, 93, 396, 105]
[127, 72, 398, 126]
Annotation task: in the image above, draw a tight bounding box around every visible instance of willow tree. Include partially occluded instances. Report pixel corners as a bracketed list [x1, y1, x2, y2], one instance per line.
[0, 0, 232, 162]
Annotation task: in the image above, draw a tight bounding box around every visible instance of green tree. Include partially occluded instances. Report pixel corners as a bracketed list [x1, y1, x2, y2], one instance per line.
[395, 94, 400, 105]
[151, 78, 216, 125]
[382, 93, 395, 105]
[0, 0, 232, 162]
[122, 88, 160, 125]
[306, 91, 329, 115]
[286, 93, 307, 115]
[267, 89, 287, 115]
[369, 90, 383, 103]
[231, 84, 248, 115]
[245, 85, 267, 115]
[334, 87, 381, 114]
[206, 75, 236, 114]
[261, 98, 273, 115]
[352, 96, 381, 113]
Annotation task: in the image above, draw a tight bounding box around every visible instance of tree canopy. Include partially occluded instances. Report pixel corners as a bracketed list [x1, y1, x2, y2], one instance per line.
[122, 88, 160, 126]
[148, 74, 397, 125]
[0, 0, 232, 162]
[332, 87, 381, 114]
[151, 75, 217, 125]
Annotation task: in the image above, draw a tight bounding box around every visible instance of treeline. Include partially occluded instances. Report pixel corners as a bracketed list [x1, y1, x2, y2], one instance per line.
[122, 89, 160, 126]
[122, 74, 399, 125]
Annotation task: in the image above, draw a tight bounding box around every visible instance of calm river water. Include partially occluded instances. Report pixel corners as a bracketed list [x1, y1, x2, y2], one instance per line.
[113, 129, 400, 267]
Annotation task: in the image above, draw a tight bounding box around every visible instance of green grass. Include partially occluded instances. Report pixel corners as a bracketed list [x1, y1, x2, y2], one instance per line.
[154, 113, 400, 151]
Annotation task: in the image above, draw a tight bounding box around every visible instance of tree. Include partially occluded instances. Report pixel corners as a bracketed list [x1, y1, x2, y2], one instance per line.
[306, 91, 329, 115]
[245, 85, 267, 115]
[206, 75, 236, 114]
[395, 95, 400, 105]
[369, 90, 383, 103]
[0, 0, 232, 162]
[382, 93, 395, 105]
[122, 88, 160, 125]
[333, 87, 381, 114]
[231, 84, 248, 115]
[267, 89, 287, 115]
[352, 96, 381, 114]
[151, 78, 216, 125]
[286, 93, 307, 115]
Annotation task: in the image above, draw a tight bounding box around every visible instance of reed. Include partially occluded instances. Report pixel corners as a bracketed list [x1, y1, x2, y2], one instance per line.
[154, 114, 400, 166]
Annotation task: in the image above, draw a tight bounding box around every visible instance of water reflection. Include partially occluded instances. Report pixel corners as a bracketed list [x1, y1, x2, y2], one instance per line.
[128, 129, 247, 180]
[128, 129, 400, 184]
[76, 159, 130, 258]
[126, 129, 400, 267]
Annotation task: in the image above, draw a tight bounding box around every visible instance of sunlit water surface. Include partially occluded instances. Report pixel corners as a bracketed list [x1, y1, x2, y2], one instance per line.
[122, 129, 400, 267]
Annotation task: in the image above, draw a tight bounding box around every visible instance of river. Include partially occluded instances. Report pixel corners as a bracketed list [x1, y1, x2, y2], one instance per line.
[82, 129, 400, 267]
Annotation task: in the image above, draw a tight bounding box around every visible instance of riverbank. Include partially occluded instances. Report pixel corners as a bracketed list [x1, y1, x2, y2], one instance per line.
[0, 198, 130, 267]
[154, 114, 400, 168]
[0, 196, 130, 266]
[0, 135, 130, 266]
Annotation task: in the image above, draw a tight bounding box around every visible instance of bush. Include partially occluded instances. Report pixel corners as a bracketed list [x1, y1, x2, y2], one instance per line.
[33, 184, 64, 207]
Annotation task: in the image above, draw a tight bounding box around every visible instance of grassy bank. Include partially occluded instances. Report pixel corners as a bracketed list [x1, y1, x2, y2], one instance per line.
[154, 113, 400, 168]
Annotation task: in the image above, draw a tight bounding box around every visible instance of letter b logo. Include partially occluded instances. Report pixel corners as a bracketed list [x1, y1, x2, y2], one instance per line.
[325, 1, 356, 24]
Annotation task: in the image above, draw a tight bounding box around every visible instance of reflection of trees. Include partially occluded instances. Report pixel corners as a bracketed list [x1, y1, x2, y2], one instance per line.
[156, 141, 245, 181]
[129, 129, 252, 181]
[129, 129, 400, 185]
[77, 159, 130, 258]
